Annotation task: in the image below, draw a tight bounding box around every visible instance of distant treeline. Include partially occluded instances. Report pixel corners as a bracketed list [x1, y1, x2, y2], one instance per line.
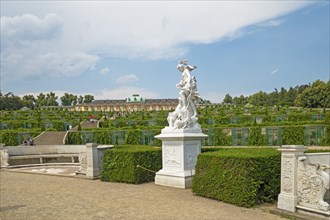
[0, 92, 94, 110]
[1, 79, 329, 110]
[222, 79, 330, 109]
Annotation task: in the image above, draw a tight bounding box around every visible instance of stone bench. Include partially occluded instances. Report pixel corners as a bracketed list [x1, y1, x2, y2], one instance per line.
[1, 145, 86, 167]
[9, 153, 79, 165]
[0, 144, 113, 179]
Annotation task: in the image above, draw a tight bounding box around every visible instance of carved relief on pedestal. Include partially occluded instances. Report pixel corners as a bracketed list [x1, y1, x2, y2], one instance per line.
[282, 157, 294, 193]
[185, 144, 198, 168]
[164, 146, 181, 167]
[78, 152, 87, 174]
[297, 160, 330, 211]
[0, 149, 9, 167]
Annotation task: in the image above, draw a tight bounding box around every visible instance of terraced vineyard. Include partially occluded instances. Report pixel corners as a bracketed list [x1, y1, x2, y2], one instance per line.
[1, 106, 329, 147]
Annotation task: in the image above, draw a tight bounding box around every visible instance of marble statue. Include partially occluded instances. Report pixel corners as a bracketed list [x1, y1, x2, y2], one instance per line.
[166, 60, 201, 130]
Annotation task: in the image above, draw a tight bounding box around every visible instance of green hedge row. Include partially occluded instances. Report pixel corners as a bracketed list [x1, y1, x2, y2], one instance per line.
[0, 130, 41, 146]
[65, 130, 162, 146]
[0, 120, 77, 131]
[99, 112, 325, 128]
[192, 148, 281, 207]
[100, 145, 162, 184]
[64, 125, 330, 147]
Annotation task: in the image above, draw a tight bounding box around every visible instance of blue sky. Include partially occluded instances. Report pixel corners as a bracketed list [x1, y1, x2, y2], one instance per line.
[1, 1, 329, 103]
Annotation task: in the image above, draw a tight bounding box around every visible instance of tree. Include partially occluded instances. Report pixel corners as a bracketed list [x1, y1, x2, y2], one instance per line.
[267, 89, 278, 106]
[22, 95, 36, 109]
[233, 95, 247, 106]
[223, 94, 233, 104]
[46, 92, 59, 106]
[35, 93, 47, 107]
[248, 91, 268, 106]
[0, 92, 23, 110]
[60, 93, 78, 106]
[78, 95, 84, 104]
[84, 94, 94, 103]
[294, 80, 330, 108]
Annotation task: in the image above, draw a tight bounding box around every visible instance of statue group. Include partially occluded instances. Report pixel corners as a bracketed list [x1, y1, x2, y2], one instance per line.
[167, 60, 201, 130]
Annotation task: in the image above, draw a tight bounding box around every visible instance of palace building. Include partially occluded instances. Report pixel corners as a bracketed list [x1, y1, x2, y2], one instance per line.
[73, 94, 178, 112]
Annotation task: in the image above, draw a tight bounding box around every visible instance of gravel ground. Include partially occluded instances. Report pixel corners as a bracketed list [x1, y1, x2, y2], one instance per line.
[0, 170, 285, 220]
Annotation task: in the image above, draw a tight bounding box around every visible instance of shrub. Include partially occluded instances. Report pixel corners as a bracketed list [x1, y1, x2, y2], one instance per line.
[192, 148, 281, 207]
[94, 131, 111, 144]
[282, 126, 305, 145]
[101, 145, 162, 184]
[320, 126, 330, 146]
[248, 127, 266, 146]
[66, 132, 82, 144]
[125, 130, 142, 145]
[213, 128, 231, 146]
[0, 130, 41, 146]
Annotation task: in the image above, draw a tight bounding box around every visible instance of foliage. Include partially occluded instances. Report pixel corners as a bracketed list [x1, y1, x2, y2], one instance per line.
[320, 126, 330, 146]
[66, 132, 82, 144]
[248, 127, 266, 146]
[282, 126, 305, 145]
[0, 92, 23, 110]
[192, 148, 281, 207]
[83, 94, 94, 103]
[125, 130, 142, 145]
[295, 80, 330, 108]
[100, 145, 162, 184]
[60, 93, 78, 106]
[212, 128, 231, 146]
[0, 130, 41, 146]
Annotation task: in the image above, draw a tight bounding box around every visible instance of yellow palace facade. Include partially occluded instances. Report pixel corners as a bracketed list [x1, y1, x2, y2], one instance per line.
[72, 94, 178, 112]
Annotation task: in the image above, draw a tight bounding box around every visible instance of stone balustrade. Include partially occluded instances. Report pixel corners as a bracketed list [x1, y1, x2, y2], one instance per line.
[278, 145, 330, 218]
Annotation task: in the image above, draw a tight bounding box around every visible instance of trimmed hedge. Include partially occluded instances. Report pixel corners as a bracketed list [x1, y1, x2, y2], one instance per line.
[321, 126, 330, 146]
[64, 125, 330, 146]
[282, 126, 305, 145]
[65, 130, 162, 146]
[192, 148, 281, 207]
[0, 130, 41, 146]
[248, 127, 266, 146]
[100, 145, 162, 184]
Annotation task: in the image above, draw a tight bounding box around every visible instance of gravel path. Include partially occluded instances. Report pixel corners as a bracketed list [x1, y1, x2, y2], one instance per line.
[0, 171, 284, 220]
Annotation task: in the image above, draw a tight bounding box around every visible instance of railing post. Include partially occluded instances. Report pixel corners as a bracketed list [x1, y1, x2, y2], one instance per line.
[277, 145, 307, 212]
[86, 143, 99, 178]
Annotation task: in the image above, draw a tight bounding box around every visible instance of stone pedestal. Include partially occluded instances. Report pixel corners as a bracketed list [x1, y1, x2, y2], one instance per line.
[277, 145, 307, 212]
[155, 128, 207, 189]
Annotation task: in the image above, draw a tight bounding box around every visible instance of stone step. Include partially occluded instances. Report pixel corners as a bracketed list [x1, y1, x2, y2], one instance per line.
[33, 131, 67, 145]
[71, 120, 98, 131]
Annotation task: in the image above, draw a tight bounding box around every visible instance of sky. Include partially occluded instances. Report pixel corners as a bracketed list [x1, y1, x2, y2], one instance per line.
[1, 0, 329, 103]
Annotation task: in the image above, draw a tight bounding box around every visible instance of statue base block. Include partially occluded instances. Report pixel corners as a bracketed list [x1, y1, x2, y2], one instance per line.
[155, 170, 194, 189]
[154, 128, 207, 189]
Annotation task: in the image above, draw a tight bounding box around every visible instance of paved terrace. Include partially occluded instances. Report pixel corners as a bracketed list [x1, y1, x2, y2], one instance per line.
[0, 171, 284, 220]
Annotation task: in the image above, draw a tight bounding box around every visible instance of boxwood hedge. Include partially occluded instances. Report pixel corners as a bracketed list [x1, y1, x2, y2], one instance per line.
[192, 148, 281, 207]
[100, 145, 162, 184]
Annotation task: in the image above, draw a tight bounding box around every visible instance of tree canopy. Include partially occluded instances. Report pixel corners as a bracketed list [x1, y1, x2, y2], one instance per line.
[222, 79, 329, 108]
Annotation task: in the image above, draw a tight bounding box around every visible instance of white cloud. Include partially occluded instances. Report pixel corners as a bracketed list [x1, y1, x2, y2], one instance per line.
[1, 51, 98, 81]
[1, 1, 314, 82]
[94, 87, 159, 100]
[1, 13, 62, 45]
[271, 69, 280, 75]
[18, 87, 159, 102]
[115, 74, 138, 84]
[99, 67, 110, 75]
[257, 19, 285, 27]
[1, 13, 98, 82]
